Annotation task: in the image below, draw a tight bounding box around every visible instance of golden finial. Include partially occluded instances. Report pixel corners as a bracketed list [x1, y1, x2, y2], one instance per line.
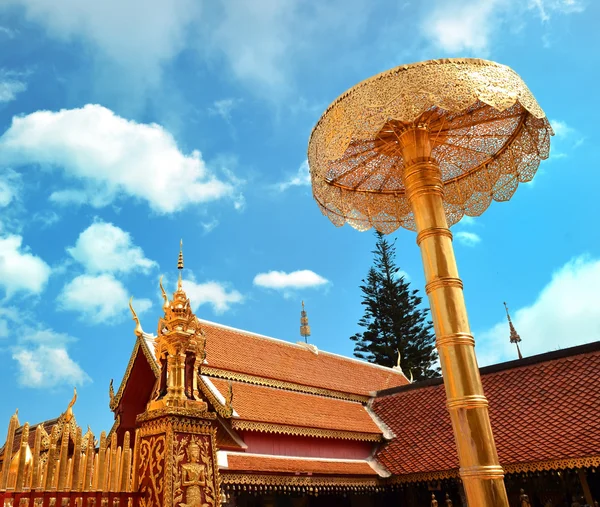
[109, 379, 115, 406]
[409, 369, 414, 383]
[177, 239, 184, 290]
[64, 387, 77, 423]
[159, 275, 169, 312]
[129, 297, 144, 337]
[396, 349, 402, 369]
[504, 302, 523, 360]
[300, 300, 311, 343]
[224, 382, 234, 417]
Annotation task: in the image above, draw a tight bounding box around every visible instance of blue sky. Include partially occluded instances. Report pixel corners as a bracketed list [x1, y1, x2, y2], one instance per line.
[0, 0, 598, 437]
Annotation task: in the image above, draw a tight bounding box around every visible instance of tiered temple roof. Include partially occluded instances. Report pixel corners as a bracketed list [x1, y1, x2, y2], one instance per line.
[372, 341, 600, 483]
[108, 249, 409, 490]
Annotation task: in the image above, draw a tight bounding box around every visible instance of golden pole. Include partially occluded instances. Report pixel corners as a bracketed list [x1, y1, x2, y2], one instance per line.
[400, 126, 509, 506]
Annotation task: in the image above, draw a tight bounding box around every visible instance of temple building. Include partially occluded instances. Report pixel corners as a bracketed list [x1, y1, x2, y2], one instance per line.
[1, 248, 599, 506]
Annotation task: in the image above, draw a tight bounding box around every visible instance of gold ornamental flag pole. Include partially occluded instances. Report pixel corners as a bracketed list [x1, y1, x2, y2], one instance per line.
[307, 58, 553, 506]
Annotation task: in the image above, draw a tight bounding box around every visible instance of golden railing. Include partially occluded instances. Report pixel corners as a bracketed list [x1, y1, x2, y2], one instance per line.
[0, 411, 137, 505]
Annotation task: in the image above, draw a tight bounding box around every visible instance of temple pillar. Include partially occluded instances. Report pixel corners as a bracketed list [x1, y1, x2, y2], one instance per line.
[133, 407, 220, 507]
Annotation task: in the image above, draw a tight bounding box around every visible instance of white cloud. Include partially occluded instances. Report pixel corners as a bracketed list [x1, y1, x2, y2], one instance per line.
[2, 314, 90, 388]
[206, 0, 371, 95]
[476, 255, 600, 366]
[13, 345, 90, 388]
[181, 280, 244, 314]
[395, 270, 411, 282]
[2, 0, 198, 89]
[68, 220, 156, 274]
[0, 27, 17, 38]
[423, 0, 500, 53]
[201, 220, 219, 235]
[0, 79, 26, 103]
[277, 160, 311, 192]
[455, 231, 481, 247]
[209, 98, 241, 122]
[0, 169, 21, 207]
[550, 119, 574, 138]
[529, 0, 585, 21]
[0, 235, 51, 296]
[423, 0, 585, 53]
[253, 270, 329, 290]
[459, 216, 478, 227]
[0, 104, 238, 213]
[548, 119, 584, 161]
[58, 274, 152, 324]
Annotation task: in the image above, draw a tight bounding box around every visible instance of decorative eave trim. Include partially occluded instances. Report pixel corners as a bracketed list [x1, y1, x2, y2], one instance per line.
[386, 455, 600, 484]
[110, 336, 159, 412]
[198, 375, 235, 419]
[220, 473, 381, 490]
[201, 366, 369, 403]
[230, 420, 382, 442]
[504, 455, 600, 474]
[387, 469, 459, 484]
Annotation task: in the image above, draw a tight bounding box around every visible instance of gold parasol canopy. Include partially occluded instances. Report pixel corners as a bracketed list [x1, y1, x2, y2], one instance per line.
[308, 58, 553, 232]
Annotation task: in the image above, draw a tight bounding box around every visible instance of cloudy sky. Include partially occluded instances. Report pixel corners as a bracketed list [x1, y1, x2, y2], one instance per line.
[0, 0, 598, 436]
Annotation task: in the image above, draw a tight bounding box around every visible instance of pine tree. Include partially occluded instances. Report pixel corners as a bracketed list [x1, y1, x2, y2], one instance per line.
[350, 231, 439, 380]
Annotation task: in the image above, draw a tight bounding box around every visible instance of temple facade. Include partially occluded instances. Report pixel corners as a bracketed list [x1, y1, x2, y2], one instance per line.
[1, 251, 599, 506]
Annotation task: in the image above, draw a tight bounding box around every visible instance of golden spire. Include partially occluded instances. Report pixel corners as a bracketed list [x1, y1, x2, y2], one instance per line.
[300, 300, 311, 343]
[504, 302, 523, 360]
[177, 239, 184, 291]
[128, 297, 144, 337]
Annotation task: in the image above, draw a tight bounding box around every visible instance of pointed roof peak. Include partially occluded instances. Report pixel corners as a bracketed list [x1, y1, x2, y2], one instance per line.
[177, 239, 184, 291]
[504, 302, 523, 360]
[300, 300, 311, 344]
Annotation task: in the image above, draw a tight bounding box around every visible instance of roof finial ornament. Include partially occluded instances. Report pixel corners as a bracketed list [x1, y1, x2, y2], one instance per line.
[64, 387, 77, 423]
[300, 300, 311, 344]
[177, 239, 184, 291]
[129, 297, 144, 337]
[109, 379, 115, 406]
[159, 275, 169, 312]
[504, 302, 523, 360]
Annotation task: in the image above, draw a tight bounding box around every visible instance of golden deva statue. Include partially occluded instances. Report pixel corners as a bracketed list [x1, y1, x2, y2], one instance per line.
[520, 489, 532, 507]
[445, 493, 453, 506]
[179, 441, 208, 507]
[431, 493, 438, 507]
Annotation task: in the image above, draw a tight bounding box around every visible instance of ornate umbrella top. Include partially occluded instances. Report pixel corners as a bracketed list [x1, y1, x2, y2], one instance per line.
[308, 58, 553, 232]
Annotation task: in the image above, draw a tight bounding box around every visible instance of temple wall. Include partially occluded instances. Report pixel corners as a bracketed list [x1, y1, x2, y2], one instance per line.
[241, 432, 373, 459]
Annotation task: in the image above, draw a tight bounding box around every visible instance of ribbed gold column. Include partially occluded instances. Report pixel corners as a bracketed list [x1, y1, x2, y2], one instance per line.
[15, 423, 29, 491]
[0, 410, 19, 489]
[400, 126, 509, 506]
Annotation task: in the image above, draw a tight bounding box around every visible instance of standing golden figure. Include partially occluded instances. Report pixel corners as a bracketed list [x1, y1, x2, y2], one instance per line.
[179, 441, 207, 507]
[307, 58, 553, 506]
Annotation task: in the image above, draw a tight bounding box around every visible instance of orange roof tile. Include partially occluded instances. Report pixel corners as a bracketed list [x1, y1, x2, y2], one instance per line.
[372, 342, 600, 476]
[201, 320, 407, 397]
[223, 453, 378, 476]
[208, 377, 381, 435]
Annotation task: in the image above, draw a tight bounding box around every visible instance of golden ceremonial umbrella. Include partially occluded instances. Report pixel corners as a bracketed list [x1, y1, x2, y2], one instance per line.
[307, 58, 553, 506]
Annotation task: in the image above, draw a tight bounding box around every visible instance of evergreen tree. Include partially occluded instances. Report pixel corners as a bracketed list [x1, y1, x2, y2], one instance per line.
[350, 231, 439, 380]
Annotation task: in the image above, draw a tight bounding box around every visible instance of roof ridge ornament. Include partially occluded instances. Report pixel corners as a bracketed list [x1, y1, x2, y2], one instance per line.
[300, 301, 311, 344]
[177, 238, 184, 291]
[128, 297, 144, 337]
[504, 302, 523, 360]
[64, 387, 77, 423]
[159, 275, 169, 313]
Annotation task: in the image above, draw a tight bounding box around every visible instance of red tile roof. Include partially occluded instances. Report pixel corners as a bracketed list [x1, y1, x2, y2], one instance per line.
[208, 378, 381, 436]
[222, 453, 378, 476]
[201, 320, 407, 397]
[372, 343, 600, 476]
